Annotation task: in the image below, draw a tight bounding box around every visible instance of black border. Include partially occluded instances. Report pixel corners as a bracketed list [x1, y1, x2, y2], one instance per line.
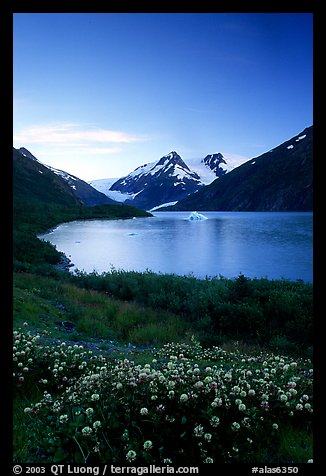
[3, 1, 320, 473]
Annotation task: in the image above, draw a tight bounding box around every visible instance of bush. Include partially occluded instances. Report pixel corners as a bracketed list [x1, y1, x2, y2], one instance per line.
[68, 270, 313, 354]
[269, 335, 297, 355]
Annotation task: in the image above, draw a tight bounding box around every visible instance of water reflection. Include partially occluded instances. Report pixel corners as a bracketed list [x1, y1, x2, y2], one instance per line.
[39, 212, 313, 282]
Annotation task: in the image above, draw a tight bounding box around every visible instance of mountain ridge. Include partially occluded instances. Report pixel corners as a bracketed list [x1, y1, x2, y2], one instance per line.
[15, 124, 313, 213]
[166, 126, 313, 212]
[13, 147, 82, 207]
[16, 147, 117, 207]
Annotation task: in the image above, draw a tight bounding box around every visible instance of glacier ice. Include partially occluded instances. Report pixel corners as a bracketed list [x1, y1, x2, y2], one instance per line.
[187, 211, 208, 221]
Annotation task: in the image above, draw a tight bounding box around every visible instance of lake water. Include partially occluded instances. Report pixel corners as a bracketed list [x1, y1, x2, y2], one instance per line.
[39, 211, 313, 282]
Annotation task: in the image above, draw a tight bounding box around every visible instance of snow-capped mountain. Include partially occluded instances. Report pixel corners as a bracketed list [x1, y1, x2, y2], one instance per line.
[17, 147, 116, 206]
[90, 151, 248, 211]
[169, 126, 313, 212]
[109, 151, 203, 211]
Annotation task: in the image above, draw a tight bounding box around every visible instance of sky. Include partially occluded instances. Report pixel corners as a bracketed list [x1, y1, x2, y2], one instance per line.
[13, 13, 313, 181]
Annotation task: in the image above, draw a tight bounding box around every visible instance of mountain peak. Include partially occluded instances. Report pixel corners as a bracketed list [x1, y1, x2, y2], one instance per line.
[157, 151, 189, 169]
[202, 153, 227, 176]
[18, 147, 39, 161]
[92, 149, 249, 210]
[203, 153, 226, 165]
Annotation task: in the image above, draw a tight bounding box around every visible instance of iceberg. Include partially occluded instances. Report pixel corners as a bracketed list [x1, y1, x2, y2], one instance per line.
[187, 211, 208, 221]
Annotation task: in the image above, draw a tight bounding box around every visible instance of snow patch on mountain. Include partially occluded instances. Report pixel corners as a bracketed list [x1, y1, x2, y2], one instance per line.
[19, 147, 40, 162]
[46, 165, 80, 184]
[150, 201, 178, 211]
[219, 153, 250, 173]
[186, 152, 248, 184]
[121, 151, 200, 185]
[186, 159, 220, 185]
[17, 147, 116, 206]
[18, 147, 81, 185]
[89, 178, 118, 189]
[89, 150, 249, 209]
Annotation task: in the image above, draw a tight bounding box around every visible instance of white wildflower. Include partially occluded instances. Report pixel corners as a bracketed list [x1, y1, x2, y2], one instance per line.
[143, 440, 153, 450]
[126, 450, 137, 462]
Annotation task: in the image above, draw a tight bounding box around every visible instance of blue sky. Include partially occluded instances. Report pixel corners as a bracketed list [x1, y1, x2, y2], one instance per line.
[13, 13, 313, 181]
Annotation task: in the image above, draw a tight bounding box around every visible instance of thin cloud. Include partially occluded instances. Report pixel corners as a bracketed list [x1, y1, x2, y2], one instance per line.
[13, 123, 147, 146]
[45, 146, 123, 156]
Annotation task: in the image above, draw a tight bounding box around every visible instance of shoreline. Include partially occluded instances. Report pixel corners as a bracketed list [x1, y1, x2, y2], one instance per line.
[54, 251, 74, 272]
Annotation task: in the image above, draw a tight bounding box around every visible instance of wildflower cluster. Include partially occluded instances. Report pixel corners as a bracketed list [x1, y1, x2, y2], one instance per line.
[13, 329, 39, 385]
[13, 328, 108, 391]
[17, 331, 313, 464]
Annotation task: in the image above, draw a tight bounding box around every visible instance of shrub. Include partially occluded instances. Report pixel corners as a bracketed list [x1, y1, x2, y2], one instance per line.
[69, 270, 312, 354]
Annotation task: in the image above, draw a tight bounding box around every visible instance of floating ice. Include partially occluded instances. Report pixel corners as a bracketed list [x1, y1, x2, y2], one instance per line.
[187, 211, 208, 221]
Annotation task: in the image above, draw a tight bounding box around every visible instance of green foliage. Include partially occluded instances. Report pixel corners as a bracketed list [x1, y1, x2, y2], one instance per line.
[277, 424, 313, 463]
[69, 269, 312, 356]
[13, 272, 189, 347]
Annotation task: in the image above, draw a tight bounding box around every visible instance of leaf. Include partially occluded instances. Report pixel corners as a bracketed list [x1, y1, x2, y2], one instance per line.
[53, 447, 68, 462]
[74, 450, 87, 463]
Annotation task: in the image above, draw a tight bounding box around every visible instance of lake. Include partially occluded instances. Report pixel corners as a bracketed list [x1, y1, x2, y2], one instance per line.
[39, 211, 313, 282]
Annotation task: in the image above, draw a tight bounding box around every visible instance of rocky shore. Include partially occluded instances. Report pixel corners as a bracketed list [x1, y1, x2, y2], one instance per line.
[54, 251, 74, 272]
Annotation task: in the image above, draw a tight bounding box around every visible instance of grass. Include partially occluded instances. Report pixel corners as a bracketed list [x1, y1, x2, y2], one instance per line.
[13, 272, 191, 347]
[69, 269, 313, 357]
[13, 386, 44, 463]
[277, 424, 313, 463]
